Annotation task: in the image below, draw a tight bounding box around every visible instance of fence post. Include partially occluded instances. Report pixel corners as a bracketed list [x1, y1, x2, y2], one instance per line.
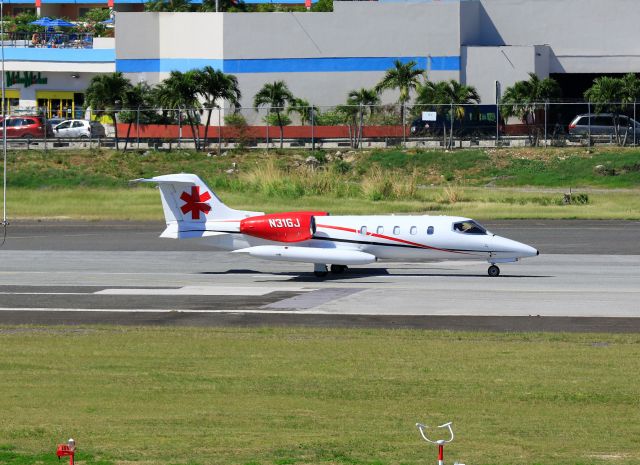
[178, 108, 182, 149]
[401, 103, 406, 147]
[587, 101, 591, 147]
[544, 100, 548, 147]
[359, 103, 364, 149]
[496, 102, 500, 146]
[266, 107, 269, 152]
[136, 105, 140, 149]
[218, 107, 222, 155]
[634, 100, 637, 146]
[311, 105, 315, 151]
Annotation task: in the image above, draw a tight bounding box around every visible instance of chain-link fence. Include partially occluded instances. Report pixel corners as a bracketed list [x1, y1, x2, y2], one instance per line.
[2, 101, 640, 150]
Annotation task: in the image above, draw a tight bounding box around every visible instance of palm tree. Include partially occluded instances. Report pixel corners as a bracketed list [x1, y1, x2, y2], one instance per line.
[122, 82, 151, 152]
[154, 70, 202, 149]
[344, 88, 380, 147]
[415, 80, 452, 146]
[85, 72, 132, 150]
[287, 98, 317, 126]
[375, 59, 425, 124]
[501, 73, 561, 145]
[253, 81, 295, 148]
[584, 76, 624, 144]
[196, 66, 241, 150]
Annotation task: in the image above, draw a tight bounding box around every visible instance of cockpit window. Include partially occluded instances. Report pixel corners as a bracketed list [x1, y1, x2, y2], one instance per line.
[453, 220, 488, 235]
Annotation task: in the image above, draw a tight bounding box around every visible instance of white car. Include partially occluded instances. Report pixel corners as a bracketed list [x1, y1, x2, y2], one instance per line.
[53, 119, 106, 138]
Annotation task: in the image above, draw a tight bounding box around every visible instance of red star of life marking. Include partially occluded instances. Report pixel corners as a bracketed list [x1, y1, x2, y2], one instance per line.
[180, 186, 212, 220]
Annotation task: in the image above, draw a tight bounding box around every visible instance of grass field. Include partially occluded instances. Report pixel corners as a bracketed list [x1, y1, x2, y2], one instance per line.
[1, 327, 639, 465]
[1, 147, 639, 220]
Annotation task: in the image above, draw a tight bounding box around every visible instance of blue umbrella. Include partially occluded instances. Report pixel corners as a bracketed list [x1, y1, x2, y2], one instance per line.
[47, 19, 75, 27]
[29, 17, 52, 26]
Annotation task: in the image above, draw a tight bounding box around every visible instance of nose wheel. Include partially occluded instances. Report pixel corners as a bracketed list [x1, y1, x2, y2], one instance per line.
[488, 264, 500, 277]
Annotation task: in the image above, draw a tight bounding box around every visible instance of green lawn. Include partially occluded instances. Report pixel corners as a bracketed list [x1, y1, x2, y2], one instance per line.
[0, 327, 639, 465]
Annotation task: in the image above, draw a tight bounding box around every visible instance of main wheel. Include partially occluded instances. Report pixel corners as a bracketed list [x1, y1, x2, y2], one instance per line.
[330, 264, 347, 274]
[313, 263, 328, 278]
[488, 264, 500, 277]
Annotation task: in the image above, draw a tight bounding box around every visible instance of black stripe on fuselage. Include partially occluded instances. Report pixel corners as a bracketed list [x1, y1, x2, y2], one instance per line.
[179, 229, 506, 254]
[312, 236, 487, 254]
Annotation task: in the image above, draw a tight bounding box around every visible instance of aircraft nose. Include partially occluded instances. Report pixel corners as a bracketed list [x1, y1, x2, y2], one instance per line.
[493, 236, 539, 258]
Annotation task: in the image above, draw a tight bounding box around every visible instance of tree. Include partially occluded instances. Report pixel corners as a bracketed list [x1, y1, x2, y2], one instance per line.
[339, 88, 380, 148]
[145, 0, 194, 11]
[85, 72, 132, 150]
[311, 0, 333, 12]
[584, 76, 624, 144]
[196, 66, 241, 150]
[253, 81, 295, 148]
[121, 82, 152, 152]
[287, 98, 317, 126]
[415, 80, 452, 146]
[501, 72, 561, 145]
[375, 59, 425, 125]
[200, 0, 248, 12]
[153, 70, 202, 149]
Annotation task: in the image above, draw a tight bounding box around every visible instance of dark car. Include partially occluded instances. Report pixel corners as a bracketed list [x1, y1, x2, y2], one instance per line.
[410, 105, 502, 137]
[0, 116, 51, 139]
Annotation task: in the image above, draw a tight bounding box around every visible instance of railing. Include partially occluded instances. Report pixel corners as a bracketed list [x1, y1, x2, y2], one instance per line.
[0, 32, 94, 48]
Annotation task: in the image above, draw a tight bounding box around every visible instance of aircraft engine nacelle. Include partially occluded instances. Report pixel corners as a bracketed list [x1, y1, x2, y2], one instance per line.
[240, 211, 328, 243]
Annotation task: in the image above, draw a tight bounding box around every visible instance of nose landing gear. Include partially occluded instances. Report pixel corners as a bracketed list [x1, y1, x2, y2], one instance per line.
[488, 264, 500, 277]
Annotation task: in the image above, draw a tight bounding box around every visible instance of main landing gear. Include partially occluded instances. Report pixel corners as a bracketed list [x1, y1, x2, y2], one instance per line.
[488, 264, 500, 277]
[313, 264, 348, 278]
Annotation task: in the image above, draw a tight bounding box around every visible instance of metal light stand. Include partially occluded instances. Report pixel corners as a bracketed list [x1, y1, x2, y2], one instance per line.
[1, 0, 9, 243]
[416, 422, 455, 465]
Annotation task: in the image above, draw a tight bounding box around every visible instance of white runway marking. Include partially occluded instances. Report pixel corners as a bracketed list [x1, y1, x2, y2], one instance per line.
[94, 286, 315, 296]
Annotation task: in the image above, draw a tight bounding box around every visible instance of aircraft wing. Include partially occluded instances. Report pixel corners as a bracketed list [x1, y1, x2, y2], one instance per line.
[233, 245, 376, 265]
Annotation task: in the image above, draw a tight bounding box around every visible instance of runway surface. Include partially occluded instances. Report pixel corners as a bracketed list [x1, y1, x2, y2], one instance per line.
[0, 220, 639, 332]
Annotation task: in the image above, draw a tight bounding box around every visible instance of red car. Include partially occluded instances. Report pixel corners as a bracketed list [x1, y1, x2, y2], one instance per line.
[0, 116, 49, 139]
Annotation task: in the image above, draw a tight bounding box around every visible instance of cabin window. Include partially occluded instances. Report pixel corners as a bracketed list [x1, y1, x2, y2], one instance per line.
[377, 226, 384, 234]
[393, 226, 400, 235]
[410, 226, 417, 235]
[452, 220, 487, 235]
[360, 226, 367, 235]
[427, 226, 434, 235]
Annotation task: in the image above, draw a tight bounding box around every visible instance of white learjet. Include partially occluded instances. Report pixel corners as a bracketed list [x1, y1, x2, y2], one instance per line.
[135, 173, 538, 277]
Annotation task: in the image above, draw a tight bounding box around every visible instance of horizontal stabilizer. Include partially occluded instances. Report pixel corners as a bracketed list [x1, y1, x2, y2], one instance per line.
[233, 245, 376, 265]
[160, 222, 233, 239]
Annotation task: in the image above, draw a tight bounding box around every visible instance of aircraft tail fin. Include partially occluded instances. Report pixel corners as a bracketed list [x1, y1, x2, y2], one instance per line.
[133, 173, 262, 226]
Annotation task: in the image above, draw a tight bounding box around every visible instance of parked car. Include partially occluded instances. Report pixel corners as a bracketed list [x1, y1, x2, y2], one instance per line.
[568, 113, 640, 141]
[0, 115, 49, 139]
[410, 104, 502, 137]
[52, 120, 106, 139]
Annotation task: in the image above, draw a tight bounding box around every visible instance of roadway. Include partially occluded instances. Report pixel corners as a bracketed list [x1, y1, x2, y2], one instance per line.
[0, 220, 639, 332]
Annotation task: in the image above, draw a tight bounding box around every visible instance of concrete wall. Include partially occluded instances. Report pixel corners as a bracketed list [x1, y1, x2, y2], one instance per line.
[462, 45, 551, 103]
[224, 2, 461, 59]
[477, 0, 640, 73]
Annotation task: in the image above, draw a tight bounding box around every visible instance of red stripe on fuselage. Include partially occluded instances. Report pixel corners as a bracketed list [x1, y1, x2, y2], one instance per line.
[316, 223, 473, 255]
